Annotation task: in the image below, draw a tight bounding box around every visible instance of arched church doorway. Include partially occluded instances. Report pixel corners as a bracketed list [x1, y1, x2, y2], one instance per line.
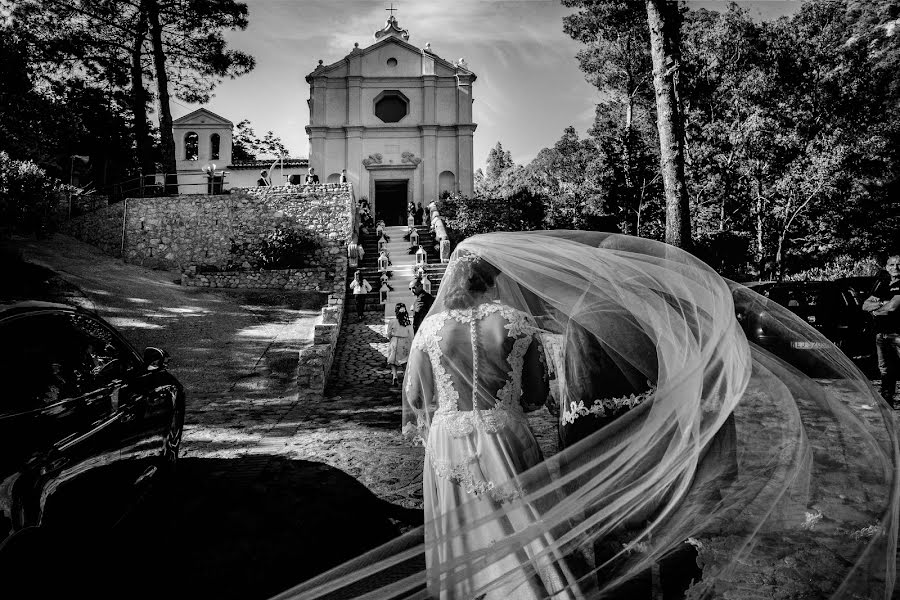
[375, 179, 408, 226]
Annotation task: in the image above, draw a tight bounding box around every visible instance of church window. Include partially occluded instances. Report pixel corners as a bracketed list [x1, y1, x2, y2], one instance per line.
[184, 132, 199, 161]
[374, 90, 409, 123]
[386, 57, 398, 68]
[210, 133, 220, 160]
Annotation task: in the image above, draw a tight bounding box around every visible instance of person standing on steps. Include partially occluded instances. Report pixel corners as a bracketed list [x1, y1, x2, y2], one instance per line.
[415, 202, 425, 226]
[409, 277, 434, 334]
[349, 270, 372, 322]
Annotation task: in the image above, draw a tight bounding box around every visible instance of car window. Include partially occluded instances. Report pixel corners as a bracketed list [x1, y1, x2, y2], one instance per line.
[769, 288, 839, 309]
[0, 314, 86, 414]
[64, 313, 137, 382]
[0, 312, 136, 415]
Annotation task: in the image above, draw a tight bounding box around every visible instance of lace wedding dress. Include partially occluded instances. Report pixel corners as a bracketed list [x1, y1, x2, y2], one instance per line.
[404, 301, 582, 600]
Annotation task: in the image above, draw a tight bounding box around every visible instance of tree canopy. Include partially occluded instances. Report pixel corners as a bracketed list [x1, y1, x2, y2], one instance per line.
[447, 1, 898, 280]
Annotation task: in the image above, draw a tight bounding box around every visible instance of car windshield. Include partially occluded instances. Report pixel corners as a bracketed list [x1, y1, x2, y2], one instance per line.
[767, 288, 837, 309]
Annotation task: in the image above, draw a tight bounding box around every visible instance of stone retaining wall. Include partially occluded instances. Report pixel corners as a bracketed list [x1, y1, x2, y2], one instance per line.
[296, 285, 345, 400]
[60, 183, 353, 294]
[181, 267, 332, 291]
[60, 202, 126, 258]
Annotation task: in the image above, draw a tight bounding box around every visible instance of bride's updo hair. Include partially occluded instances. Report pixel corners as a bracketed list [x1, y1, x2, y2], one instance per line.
[443, 249, 501, 309]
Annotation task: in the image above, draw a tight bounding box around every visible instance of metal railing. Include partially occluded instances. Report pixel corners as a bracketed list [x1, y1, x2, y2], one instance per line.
[89, 171, 231, 203]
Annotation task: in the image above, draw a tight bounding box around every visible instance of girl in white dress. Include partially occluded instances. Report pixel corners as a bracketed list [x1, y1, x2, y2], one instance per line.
[386, 303, 414, 385]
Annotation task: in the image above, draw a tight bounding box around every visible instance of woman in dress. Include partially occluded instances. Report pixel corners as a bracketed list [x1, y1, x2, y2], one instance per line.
[402, 249, 583, 599]
[386, 303, 414, 385]
[273, 231, 898, 600]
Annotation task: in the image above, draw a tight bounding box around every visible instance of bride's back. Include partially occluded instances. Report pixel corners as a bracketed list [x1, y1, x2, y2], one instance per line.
[425, 303, 535, 412]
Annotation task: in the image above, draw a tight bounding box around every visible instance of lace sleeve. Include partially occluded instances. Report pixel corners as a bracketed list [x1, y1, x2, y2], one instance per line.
[402, 321, 438, 446]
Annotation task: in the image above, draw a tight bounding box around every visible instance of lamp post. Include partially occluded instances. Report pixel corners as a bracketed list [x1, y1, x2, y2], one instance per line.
[203, 163, 217, 195]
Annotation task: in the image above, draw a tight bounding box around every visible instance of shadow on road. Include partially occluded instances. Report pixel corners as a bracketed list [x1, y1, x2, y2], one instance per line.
[9, 456, 423, 600]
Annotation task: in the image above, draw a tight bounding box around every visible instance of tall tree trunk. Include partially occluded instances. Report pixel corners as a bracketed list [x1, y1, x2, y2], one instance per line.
[130, 5, 152, 184]
[146, 0, 177, 193]
[623, 89, 638, 235]
[754, 176, 766, 278]
[774, 232, 786, 282]
[646, 0, 691, 249]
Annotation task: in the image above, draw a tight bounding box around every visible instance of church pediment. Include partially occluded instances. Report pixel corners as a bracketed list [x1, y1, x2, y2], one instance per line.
[309, 26, 471, 80]
[173, 108, 232, 128]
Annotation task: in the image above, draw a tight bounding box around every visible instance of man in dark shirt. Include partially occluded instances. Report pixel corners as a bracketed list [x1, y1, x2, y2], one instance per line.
[304, 168, 320, 184]
[409, 278, 434, 334]
[863, 254, 900, 406]
[257, 170, 269, 186]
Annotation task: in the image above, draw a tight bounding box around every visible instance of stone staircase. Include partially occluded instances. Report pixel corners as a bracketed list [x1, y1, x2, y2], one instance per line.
[327, 224, 449, 397]
[349, 225, 448, 318]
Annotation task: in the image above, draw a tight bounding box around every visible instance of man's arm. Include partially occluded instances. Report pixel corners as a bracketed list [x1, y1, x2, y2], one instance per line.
[863, 295, 883, 312]
[873, 293, 900, 316]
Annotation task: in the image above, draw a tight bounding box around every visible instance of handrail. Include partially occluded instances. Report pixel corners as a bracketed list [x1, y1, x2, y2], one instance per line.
[85, 171, 230, 202]
[426, 201, 451, 262]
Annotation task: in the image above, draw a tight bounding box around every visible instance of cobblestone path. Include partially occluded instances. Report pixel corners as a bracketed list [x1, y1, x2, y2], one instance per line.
[317, 310, 559, 512]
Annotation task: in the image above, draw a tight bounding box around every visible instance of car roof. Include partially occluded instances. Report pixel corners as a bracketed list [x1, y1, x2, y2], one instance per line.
[747, 281, 839, 288]
[0, 300, 80, 319]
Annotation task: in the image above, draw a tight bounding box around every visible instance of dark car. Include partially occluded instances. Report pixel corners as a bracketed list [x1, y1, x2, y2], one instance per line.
[0, 302, 185, 573]
[735, 281, 876, 376]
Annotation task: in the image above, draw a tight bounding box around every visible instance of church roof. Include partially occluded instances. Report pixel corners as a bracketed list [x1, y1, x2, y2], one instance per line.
[228, 158, 309, 170]
[306, 16, 474, 81]
[173, 108, 232, 127]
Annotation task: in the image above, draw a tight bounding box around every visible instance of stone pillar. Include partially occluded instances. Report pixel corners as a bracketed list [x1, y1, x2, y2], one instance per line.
[307, 126, 327, 175]
[421, 125, 437, 204]
[423, 75, 436, 123]
[347, 76, 362, 126]
[309, 77, 326, 125]
[457, 125, 476, 197]
[345, 126, 363, 200]
[456, 72, 475, 125]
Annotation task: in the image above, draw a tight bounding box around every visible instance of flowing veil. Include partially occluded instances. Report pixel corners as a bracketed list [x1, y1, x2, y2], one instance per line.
[272, 231, 899, 600]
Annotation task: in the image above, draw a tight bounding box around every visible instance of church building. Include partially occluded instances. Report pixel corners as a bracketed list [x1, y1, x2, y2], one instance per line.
[305, 14, 477, 225]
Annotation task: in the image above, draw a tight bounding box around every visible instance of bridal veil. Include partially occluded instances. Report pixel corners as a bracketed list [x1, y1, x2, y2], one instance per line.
[273, 231, 898, 600]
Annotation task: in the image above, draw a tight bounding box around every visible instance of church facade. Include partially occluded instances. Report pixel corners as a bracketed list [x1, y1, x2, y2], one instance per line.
[305, 15, 477, 225]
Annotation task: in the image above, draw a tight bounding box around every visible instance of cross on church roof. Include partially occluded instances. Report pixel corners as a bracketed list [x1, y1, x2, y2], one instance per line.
[386, 3, 397, 17]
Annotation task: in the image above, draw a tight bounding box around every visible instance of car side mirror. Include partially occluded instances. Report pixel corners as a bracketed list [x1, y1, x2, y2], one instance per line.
[143, 347, 169, 370]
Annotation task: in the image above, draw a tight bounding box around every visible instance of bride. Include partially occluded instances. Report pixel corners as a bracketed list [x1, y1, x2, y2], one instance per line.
[272, 231, 898, 600]
[401, 248, 583, 599]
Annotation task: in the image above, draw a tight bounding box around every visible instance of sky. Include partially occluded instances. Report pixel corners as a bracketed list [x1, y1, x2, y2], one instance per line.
[171, 0, 802, 171]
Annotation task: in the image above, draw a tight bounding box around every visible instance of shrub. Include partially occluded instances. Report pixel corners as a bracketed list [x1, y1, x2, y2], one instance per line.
[253, 228, 319, 269]
[784, 255, 883, 282]
[0, 151, 70, 233]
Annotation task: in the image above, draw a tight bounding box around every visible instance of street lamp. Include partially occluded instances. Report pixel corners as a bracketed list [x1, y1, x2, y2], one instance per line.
[203, 163, 217, 195]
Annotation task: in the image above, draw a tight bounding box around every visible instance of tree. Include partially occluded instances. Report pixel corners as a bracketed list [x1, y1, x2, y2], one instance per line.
[143, 0, 254, 189]
[526, 126, 609, 230]
[232, 119, 291, 161]
[645, 0, 692, 249]
[11, 0, 255, 189]
[562, 0, 655, 231]
[677, 1, 899, 278]
[484, 142, 514, 180]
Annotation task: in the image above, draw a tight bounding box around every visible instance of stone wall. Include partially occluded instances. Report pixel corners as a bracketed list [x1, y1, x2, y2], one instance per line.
[60, 201, 126, 258]
[181, 267, 331, 291]
[296, 292, 344, 400]
[60, 183, 354, 293]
